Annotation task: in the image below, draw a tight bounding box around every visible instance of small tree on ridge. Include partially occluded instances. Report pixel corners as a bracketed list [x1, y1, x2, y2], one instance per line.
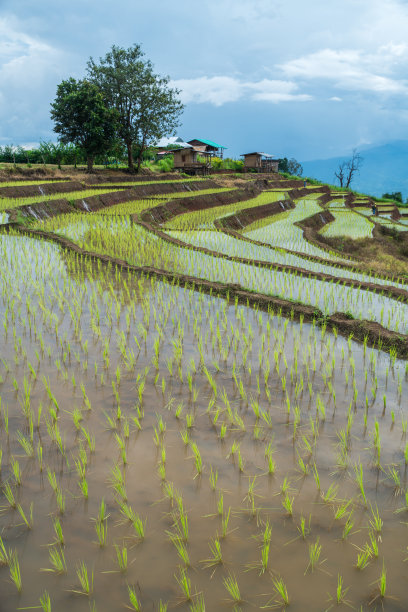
[50, 78, 117, 172]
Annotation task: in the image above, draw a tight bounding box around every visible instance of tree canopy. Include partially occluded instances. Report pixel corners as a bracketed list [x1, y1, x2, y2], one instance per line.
[51, 78, 117, 172]
[278, 157, 303, 176]
[382, 191, 403, 203]
[86, 44, 184, 172]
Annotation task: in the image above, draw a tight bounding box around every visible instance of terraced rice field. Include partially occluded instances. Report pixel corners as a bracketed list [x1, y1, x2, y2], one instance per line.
[319, 211, 374, 239]
[243, 200, 352, 262]
[1, 175, 408, 611]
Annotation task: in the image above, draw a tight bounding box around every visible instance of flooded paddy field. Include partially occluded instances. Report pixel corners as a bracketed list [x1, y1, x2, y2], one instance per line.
[1, 173, 408, 611]
[1, 231, 408, 611]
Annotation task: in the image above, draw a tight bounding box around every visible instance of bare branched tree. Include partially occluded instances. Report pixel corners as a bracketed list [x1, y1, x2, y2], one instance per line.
[334, 161, 346, 187]
[334, 149, 363, 188]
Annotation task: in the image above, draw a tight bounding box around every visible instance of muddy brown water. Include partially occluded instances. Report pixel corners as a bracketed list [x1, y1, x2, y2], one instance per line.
[0, 234, 408, 610]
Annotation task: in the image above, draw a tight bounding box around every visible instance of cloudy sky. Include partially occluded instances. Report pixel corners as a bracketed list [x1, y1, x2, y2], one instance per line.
[1, 0, 408, 160]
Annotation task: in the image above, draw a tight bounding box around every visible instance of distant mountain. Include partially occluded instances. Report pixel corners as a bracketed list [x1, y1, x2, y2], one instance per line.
[301, 141, 408, 199]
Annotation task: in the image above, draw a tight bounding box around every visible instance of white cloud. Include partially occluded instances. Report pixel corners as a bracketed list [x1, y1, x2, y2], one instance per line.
[0, 16, 70, 140]
[170, 77, 244, 106]
[279, 46, 408, 95]
[171, 76, 311, 106]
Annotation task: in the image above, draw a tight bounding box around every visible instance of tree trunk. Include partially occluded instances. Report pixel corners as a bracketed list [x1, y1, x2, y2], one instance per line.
[127, 142, 135, 173]
[87, 156, 94, 173]
[136, 140, 146, 173]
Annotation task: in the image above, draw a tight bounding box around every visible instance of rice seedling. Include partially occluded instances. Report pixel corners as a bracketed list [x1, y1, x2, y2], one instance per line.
[55, 487, 66, 515]
[72, 561, 94, 596]
[369, 561, 389, 606]
[297, 514, 311, 540]
[209, 466, 218, 491]
[9, 551, 22, 592]
[39, 591, 52, 612]
[170, 534, 190, 566]
[11, 456, 22, 486]
[115, 544, 128, 572]
[328, 574, 350, 607]
[95, 518, 108, 547]
[16, 502, 34, 529]
[369, 504, 383, 534]
[354, 461, 368, 506]
[282, 494, 294, 517]
[175, 567, 192, 601]
[42, 546, 67, 574]
[262, 576, 290, 609]
[221, 507, 231, 538]
[0, 536, 11, 566]
[223, 573, 241, 603]
[201, 537, 223, 569]
[189, 594, 205, 612]
[305, 538, 323, 574]
[342, 513, 355, 540]
[127, 585, 141, 611]
[355, 546, 372, 570]
[3, 482, 17, 509]
[52, 517, 64, 547]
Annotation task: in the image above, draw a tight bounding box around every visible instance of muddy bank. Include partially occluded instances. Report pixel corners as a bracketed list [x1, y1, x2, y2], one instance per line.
[6, 181, 221, 221]
[216, 198, 295, 231]
[7, 198, 75, 222]
[266, 179, 304, 188]
[317, 192, 335, 207]
[0, 180, 84, 199]
[84, 172, 187, 184]
[5, 224, 408, 358]
[299, 209, 335, 231]
[140, 186, 261, 225]
[112, 178, 218, 199]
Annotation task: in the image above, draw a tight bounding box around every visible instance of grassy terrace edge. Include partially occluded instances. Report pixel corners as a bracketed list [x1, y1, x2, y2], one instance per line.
[2, 223, 407, 359]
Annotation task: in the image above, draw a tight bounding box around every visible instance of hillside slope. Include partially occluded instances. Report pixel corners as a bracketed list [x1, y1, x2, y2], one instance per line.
[302, 141, 408, 199]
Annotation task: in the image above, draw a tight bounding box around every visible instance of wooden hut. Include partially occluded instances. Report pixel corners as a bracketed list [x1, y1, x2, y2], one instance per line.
[187, 139, 227, 159]
[241, 152, 279, 173]
[171, 146, 211, 176]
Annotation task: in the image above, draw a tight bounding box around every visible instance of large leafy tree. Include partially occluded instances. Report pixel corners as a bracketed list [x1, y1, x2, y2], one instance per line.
[50, 78, 117, 172]
[87, 44, 184, 172]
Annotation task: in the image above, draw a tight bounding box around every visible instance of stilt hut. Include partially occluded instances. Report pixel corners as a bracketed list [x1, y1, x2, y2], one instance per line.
[241, 152, 279, 173]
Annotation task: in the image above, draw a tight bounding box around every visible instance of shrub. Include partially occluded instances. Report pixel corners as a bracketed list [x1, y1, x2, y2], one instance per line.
[158, 157, 174, 172]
